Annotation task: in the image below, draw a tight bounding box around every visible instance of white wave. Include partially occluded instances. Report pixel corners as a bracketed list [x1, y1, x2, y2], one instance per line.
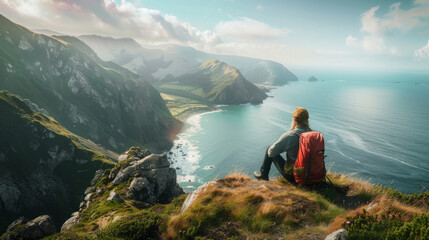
[330, 148, 354, 161]
[169, 110, 223, 185]
[178, 175, 196, 183]
[323, 125, 425, 172]
[266, 118, 288, 131]
[267, 102, 294, 114]
[203, 165, 215, 170]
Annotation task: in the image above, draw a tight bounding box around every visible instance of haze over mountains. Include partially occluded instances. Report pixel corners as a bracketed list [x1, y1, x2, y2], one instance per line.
[79, 35, 298, 86]
[0, 14, 179, 153]
[78, 35, 197, 82]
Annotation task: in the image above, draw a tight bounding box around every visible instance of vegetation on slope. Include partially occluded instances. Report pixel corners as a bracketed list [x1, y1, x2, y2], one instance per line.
[160, 93, 215, 120]
[0, 91, 115, 232]
[43, 169, 428, 240]
[0, 14, 179, 153]
[156, 58, 268, 106]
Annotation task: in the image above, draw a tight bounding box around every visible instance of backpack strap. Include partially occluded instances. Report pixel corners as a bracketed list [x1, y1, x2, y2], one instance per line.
[294, 129, 303, 137]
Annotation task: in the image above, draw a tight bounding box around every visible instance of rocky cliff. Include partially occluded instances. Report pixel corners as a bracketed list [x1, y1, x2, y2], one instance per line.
[58, 147, 184, 237]
[0, 14, 179, 153]
[0, 91, 115, 233]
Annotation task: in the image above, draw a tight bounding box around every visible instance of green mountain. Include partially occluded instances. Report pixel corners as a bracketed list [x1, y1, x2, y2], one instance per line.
[77, 35, 297, 86]
[0, 14, 179, 153]
[166, 45, 298, 86]
[158, 59, 268, 105]
[0, 91, 116, 232]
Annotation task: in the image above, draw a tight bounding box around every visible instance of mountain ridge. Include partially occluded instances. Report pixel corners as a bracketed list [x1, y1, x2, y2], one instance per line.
[0, 14, 179, 153]
[165, 45, 299, 86]
[159, 58, 268, 105]
[78, 35, 298, 86]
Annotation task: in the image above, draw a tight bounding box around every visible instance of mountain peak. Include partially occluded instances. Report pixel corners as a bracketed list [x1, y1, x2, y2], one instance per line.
[200, 58, 239, 78]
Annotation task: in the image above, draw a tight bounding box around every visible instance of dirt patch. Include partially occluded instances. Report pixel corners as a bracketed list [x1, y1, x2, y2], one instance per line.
[203, 222, 245, 240]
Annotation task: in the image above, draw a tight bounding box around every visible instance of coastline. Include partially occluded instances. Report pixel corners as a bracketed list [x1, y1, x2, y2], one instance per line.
[167, 108, 223, 191]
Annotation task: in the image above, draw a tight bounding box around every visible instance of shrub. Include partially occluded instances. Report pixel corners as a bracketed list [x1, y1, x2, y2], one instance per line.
[344, 211, 429, 240]
[96, 211, 165, 240]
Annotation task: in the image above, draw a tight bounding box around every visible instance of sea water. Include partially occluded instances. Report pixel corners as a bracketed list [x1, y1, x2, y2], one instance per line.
[168, 71, 429, 194]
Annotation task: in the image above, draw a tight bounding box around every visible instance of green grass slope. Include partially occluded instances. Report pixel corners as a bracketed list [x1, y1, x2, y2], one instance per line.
[0, 91, 115, 233]
[0, 14, 179, 153]
[158, 58, 268, 105]
[46, 172, 428, 240]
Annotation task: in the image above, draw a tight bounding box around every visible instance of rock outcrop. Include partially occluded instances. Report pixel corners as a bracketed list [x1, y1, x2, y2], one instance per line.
[309, 76, 318, 82]
[61, 147, 184, 232]
[325, 229, 348, 240]
[1, 215, 56, 240]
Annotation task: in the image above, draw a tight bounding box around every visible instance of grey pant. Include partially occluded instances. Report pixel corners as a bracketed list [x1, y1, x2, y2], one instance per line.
[259, 147, 295, 183]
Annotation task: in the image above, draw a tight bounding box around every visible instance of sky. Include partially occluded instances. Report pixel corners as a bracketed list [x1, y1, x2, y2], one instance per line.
[0, 0, 428, 72]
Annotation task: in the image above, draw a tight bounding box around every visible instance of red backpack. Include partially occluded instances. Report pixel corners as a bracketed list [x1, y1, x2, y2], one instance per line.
[293, 131, 326, 185]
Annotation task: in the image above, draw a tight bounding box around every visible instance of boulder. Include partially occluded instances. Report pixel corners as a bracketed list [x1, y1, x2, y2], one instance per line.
[112, 154, 170, 185]
[107, 190, 124, 202]
[127, 176, 156, 203]
[61, 212, 79, 232]
[6, 216, 28, 233]
[325, 229, 348, 240]
[113, 153, 183, 203]
[90, 169, 104, 186]
[181, 181, 217, 213]
[3, 215, 56, 240]
[117, 147, 151, 162]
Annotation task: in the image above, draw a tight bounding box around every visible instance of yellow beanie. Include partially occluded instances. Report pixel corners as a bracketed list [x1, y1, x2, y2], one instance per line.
[293, 107, 309, 124]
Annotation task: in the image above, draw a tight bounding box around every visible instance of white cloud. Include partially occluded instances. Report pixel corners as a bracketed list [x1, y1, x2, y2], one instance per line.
[414, 0, 429, 5]
[0, 0, 220, 47]
[414, 40, 429, 58]
[362, 36, 385, 53]
[361, 6, 384, 35]
[215, 17, 285, 41]
[256, 5, 263, 10]
[358, 2, 429, 54]
[346, 35, 359, 47]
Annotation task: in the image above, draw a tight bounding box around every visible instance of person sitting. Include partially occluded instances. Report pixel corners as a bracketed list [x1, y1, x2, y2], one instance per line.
[253, 107, 311, 182]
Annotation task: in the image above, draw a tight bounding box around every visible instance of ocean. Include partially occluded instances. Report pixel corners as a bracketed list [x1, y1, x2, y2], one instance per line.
[168, 71, 429, 194]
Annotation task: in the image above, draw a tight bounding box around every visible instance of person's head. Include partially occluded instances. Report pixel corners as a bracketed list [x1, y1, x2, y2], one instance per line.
[291, 107, 311, 131]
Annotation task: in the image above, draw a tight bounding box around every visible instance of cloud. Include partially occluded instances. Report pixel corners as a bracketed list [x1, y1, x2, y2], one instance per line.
[256, 5, 263, 10]
[361, 3, 429, 36]
[414, 40, 429, 58]
[215, 17, 285, 41]
[0, 0, 220, 47]
[346, 35, 359, 47]
[361, 6, 384, 35]
[358, 2, 429, 54]
[362, 36, 385, 53]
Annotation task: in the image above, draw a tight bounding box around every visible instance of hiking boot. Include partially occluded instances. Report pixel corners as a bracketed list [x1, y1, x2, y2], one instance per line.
[253, 171, 268, 181]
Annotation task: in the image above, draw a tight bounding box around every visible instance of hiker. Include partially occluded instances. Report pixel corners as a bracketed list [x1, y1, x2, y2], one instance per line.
[254, 107, 324, 184]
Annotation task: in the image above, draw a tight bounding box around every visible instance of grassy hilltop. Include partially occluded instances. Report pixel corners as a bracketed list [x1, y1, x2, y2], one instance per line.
[45, 159, 428, 240]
